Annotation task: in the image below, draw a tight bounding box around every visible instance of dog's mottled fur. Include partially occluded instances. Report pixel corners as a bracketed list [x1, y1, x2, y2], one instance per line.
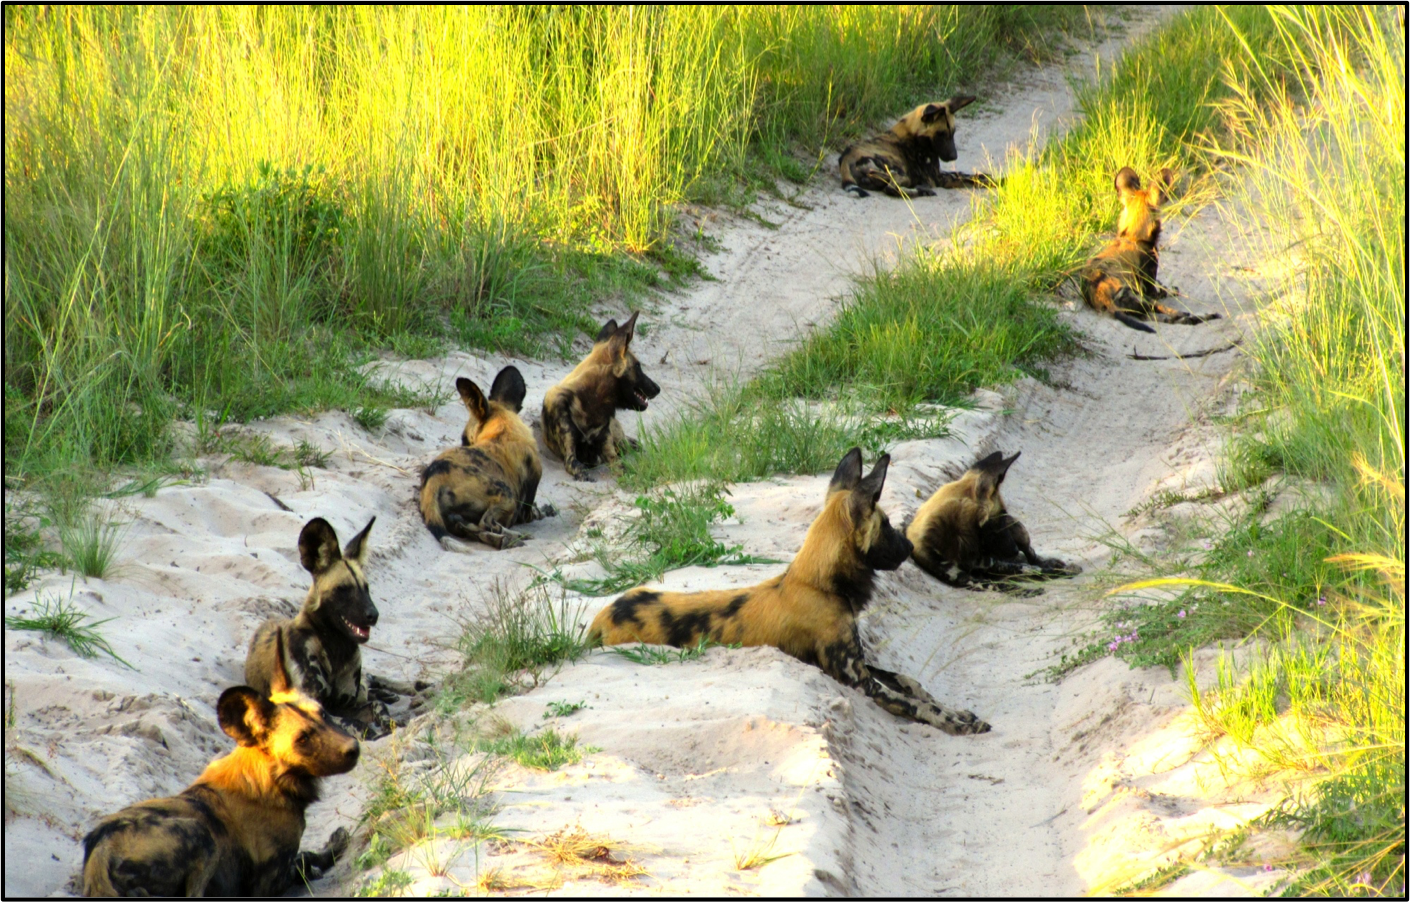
[1081, 167, 1220, 333]
[589, 448, 990, 735]
[907, 451, 1080, 595]
[83, 632, 357, 897]
[246, 517, 425, 741]
[419, 366, 553, 550]
[839, 97, 994, 198]
[542, 312, 660, 481]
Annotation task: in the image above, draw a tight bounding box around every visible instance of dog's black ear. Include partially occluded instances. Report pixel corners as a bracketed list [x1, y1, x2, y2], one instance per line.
[608, 311, 639, 358]
[1150, 168, 1176, 205]
[218, 686, 274, 747]
[851, 453, 885, 504]
[343, 516, 375, 567]
[921, 102, 946, 123]
[996, 451, 1021, 483]
[973, 450, 1005, 472]
[299, 518, 342, 576]
[456, 377, 490, 425]
[488, 365, 527, 412]
[1114, 167, 1142, 196]
[829, 447, 864, 495]
[596, 319, 620, 343]
[946, 95, 976, 113]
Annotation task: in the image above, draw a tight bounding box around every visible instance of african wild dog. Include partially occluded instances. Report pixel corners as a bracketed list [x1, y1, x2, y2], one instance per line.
[907, 451, 1080, 596]
[839, 96, 994, 198]
[1081, 167, 1221, 333]
[419, 366, 554, 551]
[245, 516, 426, 741]
[588, 447, 991, 735]
[542, 312, 660, 482]
[82, 631, 357, 897]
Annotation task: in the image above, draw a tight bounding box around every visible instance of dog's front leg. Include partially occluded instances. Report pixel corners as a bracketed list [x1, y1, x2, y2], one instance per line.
[818, 631, 991, 735]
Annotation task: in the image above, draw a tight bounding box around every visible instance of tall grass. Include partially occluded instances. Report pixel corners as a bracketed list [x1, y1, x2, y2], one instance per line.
[3, 5, 1086, 497]
[1191, 7, 1404, 894]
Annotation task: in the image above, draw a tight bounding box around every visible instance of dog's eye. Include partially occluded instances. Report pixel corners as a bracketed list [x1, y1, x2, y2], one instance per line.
[296, 729, 316, 747]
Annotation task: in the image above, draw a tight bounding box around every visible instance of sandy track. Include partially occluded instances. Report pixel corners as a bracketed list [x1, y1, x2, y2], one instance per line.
[4, 5, 1288, 897]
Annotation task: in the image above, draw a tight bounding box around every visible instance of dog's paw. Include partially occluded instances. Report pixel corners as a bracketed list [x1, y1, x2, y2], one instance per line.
[844, 185, 870, 198]
[537, 502, 558, 519]
[325, 827, 351, 860]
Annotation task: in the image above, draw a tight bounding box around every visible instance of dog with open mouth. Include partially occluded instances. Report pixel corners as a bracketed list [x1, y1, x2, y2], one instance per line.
[244, 516, 428, 740]
[541, 311, 660, 481]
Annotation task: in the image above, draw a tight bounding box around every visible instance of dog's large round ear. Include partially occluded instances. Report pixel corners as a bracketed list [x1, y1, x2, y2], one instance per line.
[829, 447, 864, 495]
[946, 95, 977, 113]
[595, 318, 620, 343]
[456, 377, 490, 425]
[1114, 167, 1142, 196]
[218, 687, 273, 747]
[488, 366, 527, 413]
[299, 518, 342, 576]
[343, 516, 376, 568]
[608, 311, 640, 357]
[921, 102, 946, 123]
[996, 451, 1021, 484]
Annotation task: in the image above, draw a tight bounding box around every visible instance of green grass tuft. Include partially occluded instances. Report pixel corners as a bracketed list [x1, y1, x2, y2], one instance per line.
[5, 588, 133, 667]
[607, 635, 741, 666]
[476, 727, 597, 772]
[562, 483, 777, 597]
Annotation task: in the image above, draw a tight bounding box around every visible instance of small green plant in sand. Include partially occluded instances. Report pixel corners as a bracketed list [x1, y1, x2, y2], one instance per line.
[5, 587, 132, 667]
[543, 700, 587, 720]
[562, 483, 776, 597]
[436, 581, 587, 709]
[476, 727, 598, 772]
[356, 869, 412, 898]
[607, 635, 741, 667]
[3, 495, 63, 595]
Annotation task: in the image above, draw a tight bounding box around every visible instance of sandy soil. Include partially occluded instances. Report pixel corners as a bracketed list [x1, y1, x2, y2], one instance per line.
[4, 5, 1294, 897]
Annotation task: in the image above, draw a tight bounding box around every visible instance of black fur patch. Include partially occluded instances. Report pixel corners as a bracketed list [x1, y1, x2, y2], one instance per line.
[659, 608, 712, 647]
[720, 593, 748, 618]
[421, 458, 454, 485]
[829, 568, 877, 614]
[609, 591, 659, 627]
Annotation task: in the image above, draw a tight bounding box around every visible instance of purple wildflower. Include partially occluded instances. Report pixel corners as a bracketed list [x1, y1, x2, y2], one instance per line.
[1247, 549, 1255, 557]
[1263, 864, 1275, 872]
[1317, 596, 1326, 606]
[1108, 641, 1120, 652]
[1177, 610, 1187, 619]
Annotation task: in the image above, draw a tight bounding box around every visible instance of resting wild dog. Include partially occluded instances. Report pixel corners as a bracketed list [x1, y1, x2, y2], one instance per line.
[1081, 167, 1221, 333]
[542, 312, 660, 482]
[246, 516, 425, 741]
[839, 96, 994, 198]
[907, 451, 1080, 595]
[419, 366, 553, 551]
[83, 631, 357, 897]
[589, 448, 991, 735]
